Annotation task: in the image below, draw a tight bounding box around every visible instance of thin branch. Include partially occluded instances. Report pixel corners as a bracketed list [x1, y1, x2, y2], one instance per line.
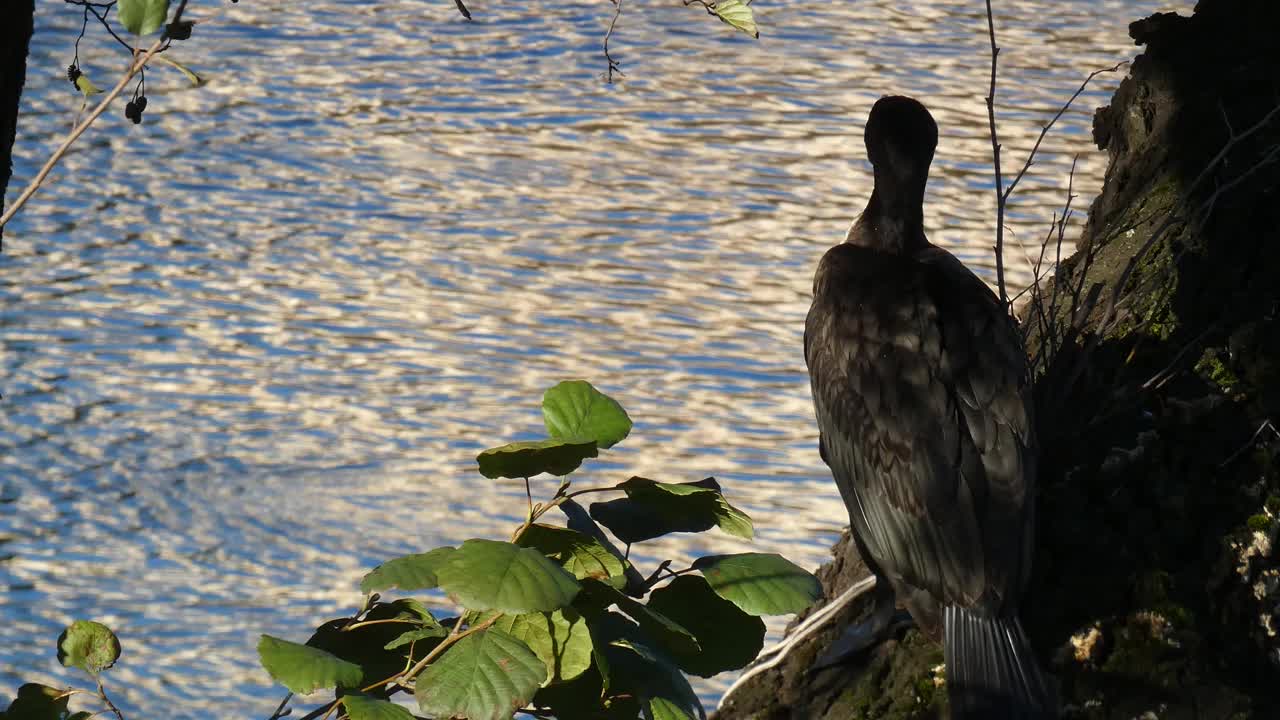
[1002, 62, 1126, 202]
[1220, 420, 1280, 469]
[603, 0, 624, 83]
[266, 693, 294, 720]
[983, 0, 1007, 306]
[0, 36, 167, 231]
[453, 0, 472, 20]
[398, 613, 502, 685]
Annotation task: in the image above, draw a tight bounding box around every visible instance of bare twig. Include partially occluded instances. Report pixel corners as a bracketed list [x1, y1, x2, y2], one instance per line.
[603, 0, 624, 83]
[1003, 63, 1126, 202]
[983, 0, 1007, 306]
[266, 693, 294, 720]
[453, 0, 472, 20]
[0, 36, 166, 232]
[1220, 420, 1280, 469]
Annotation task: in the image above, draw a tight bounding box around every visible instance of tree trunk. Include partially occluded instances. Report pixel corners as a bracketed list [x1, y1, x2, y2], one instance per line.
[0, 0, 35, 243]
[714, 0, 1280, 717]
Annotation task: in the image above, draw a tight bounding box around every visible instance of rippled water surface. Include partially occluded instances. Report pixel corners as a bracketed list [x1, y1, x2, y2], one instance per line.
[2, 0, 1188, 714]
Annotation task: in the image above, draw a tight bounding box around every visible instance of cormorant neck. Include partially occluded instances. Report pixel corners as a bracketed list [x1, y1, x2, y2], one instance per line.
[845, 178, 927, 254]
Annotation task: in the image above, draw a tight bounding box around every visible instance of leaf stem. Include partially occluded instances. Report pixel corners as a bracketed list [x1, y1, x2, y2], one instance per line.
[96, 675, 126, 720]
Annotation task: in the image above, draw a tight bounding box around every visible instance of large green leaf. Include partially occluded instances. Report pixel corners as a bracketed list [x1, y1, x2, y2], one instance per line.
[257, 635, 363, 694]
[57, 620, 120, 675]
[517, 523, 628, 589]
[558, 498, 647, 595]
[415, 628, 546, 720]
[303, 601, 444, 690]
[117, 0, 171, 36]
[602, 639, 703, 720]
[692, 553, 821, 616]
[4, 683, 69, 720]
[342, 695, 415, 720]
[476, 439, 598, 479]
[646, 575, 765, 677]
[580, 580, 699, 657]
[712, 0, 758, 38]
[589, 477, 753, 543]
[531, 662, 625, 720]
[437, 539, 580, 613]
[361, 547, 455, 594]
[542, 380, 632, 449]
[489, 608, 594, 683]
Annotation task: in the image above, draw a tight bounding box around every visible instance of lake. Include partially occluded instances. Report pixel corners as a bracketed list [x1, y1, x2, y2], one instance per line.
[1, 0, 1186, 715]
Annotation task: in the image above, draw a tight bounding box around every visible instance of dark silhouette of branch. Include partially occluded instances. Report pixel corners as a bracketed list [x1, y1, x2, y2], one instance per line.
[604, 0, 624, 83]
[983, 0, 1007, 305]
[1002, 62, 1126, 201]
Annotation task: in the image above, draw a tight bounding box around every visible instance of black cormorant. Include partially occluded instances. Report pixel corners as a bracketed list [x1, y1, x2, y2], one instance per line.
[804, 96, 1053, 718]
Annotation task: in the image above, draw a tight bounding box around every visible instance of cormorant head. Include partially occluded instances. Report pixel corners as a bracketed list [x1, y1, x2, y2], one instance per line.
[864, 96, 938, 193]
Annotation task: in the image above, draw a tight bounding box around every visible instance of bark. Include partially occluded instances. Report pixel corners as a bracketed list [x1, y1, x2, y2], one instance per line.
[0, 0, 35, 242]
[714, 0, 1280, 717]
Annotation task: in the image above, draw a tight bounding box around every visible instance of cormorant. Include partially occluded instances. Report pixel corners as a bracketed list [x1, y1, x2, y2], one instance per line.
[804, 96, 1053, 718]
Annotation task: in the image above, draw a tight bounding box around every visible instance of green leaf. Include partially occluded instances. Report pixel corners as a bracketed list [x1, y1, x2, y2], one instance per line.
[342, 695, 415, 720]
[361, 547, 455, 594]
[384, 626, 447, 650]
[476, 439, 598, 479]
[602, 639, 703, 720]
[73, 74, 101, 96]
[257, 635, 363, 694]
[709, 493, 754, 540]
[559, 498, 648, 595]
[154, 54, 203, 86]
[437, 539, 580, 613]
[517, 523, 628, 589]
[308, 602, 443, 689]
[648, 696, 697, 720]
[581, 580, 699, 657]
[4, 683, 69, 720]
[646, 575, 765, 677]
[692, 553, 821, 616]
[57, 620, 120, 674]
[415, 628, 546, 720]
[490, 607, 594, 683]
[531, 662, 617, 720]
[712, 0, 758, 38]
[117, 0, 171, 36]
[590, 477, 753, 543]
[382, 597, 439, 624]
[542, 380, 633, 449]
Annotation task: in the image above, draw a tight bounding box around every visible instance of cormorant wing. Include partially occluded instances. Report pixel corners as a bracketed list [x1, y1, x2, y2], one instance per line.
[804, 243, 1034, 614]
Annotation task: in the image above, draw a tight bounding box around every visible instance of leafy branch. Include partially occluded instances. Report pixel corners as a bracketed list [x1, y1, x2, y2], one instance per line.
[249, 380, 821, 720]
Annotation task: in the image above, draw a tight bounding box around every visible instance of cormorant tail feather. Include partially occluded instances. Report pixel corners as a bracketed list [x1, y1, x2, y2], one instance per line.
[943, 605, 1055, 719]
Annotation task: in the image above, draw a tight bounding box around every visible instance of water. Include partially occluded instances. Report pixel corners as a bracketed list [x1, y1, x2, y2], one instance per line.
[1, 0, 1186, 715]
